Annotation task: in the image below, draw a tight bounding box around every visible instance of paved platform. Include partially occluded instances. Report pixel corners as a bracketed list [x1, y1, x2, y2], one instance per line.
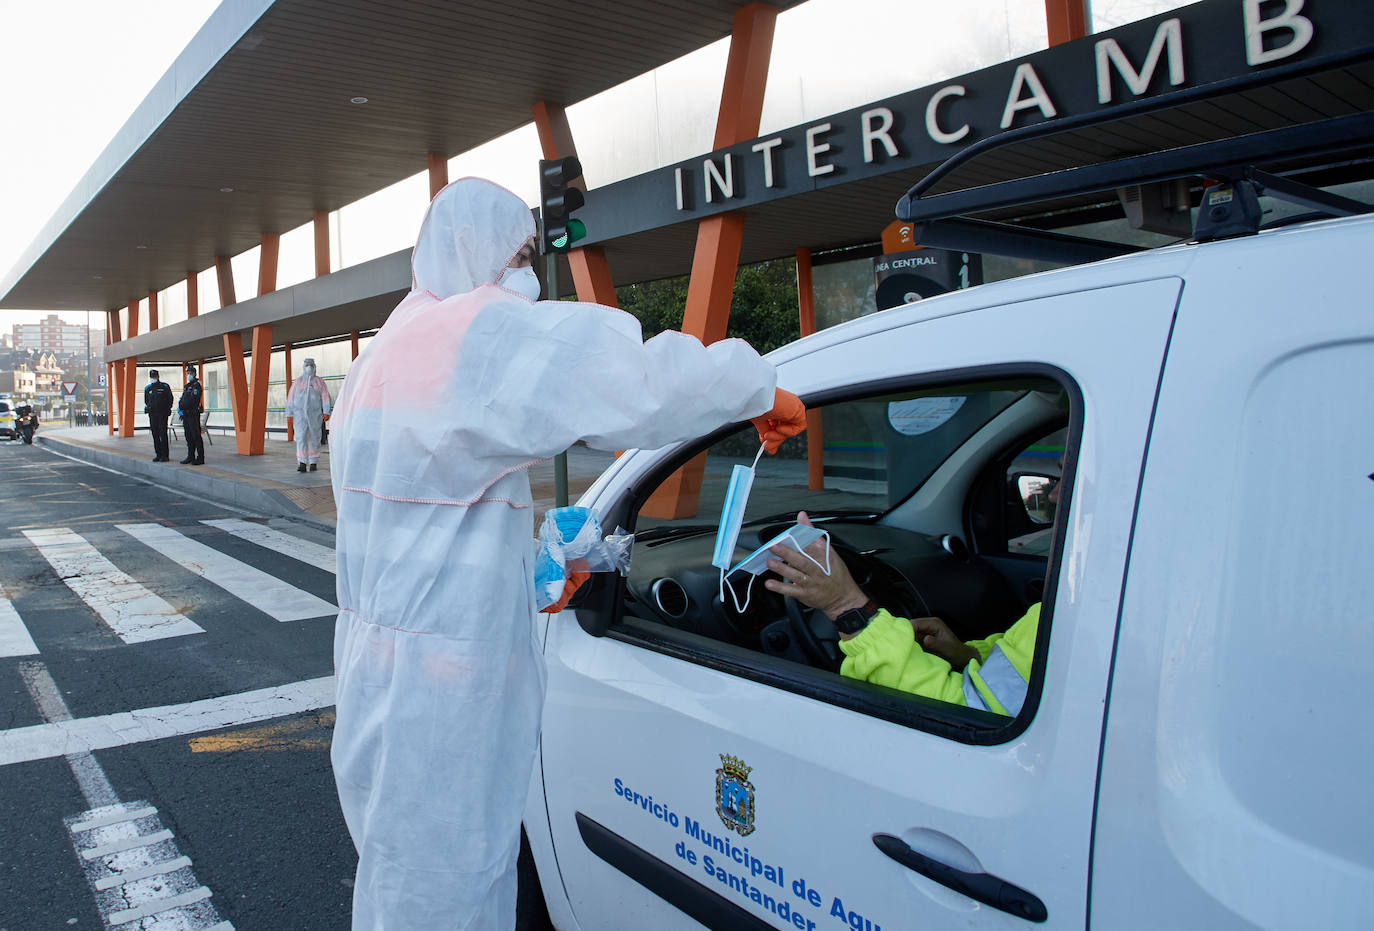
[34, 426, 617, 532]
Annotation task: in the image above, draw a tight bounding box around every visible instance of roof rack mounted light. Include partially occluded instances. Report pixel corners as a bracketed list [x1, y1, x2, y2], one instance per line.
[912, 217, 1142, 265]
[895, 45, 1374, 228]
[896, 111, 1374, 226]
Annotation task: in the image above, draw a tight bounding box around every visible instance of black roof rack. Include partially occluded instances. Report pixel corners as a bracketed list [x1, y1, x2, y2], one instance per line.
[895, 48, 1374, 256]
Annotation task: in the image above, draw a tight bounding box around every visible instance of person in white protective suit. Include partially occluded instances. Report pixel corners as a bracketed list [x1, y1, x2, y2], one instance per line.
[284, 357, 332, 472]
[328, 177, 806, 930]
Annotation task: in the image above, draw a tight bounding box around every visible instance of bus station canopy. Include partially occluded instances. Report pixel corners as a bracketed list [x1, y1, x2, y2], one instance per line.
[3, 0, 1373, 367]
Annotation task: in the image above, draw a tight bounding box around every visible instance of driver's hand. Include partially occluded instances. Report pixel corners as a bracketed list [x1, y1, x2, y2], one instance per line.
[763, 511, 868, 621]
[910, 616, 980, 671]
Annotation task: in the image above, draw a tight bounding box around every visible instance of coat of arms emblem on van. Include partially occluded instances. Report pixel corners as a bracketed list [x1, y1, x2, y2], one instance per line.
[715, 754, 756, 836]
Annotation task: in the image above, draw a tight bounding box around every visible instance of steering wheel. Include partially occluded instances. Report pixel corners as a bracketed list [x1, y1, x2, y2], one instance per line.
[785, 595, 842, 670]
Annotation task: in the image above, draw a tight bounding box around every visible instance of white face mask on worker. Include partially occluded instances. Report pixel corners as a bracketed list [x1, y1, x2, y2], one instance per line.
[498, 266, 541, 301]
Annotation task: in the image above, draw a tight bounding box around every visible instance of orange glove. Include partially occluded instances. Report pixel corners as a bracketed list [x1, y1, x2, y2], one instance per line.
[322, 413, 330, 421]
[540, 570, 590, 614]
[750, 388, 807, 454]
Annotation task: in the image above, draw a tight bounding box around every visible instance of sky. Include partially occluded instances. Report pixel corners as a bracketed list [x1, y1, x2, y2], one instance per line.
[0, 0, 221, 327]
[0, 0, 1182, 330]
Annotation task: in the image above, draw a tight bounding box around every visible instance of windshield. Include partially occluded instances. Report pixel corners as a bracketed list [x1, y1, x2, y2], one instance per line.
[633, 379, 1058, 535]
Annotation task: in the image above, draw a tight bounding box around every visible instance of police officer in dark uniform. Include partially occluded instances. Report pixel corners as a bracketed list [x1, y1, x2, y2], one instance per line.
[144, 370, 175, 462]
[178, 365, 205, 465]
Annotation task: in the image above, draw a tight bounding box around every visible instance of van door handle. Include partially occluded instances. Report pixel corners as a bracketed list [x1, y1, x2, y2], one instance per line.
[871, 833, 1047, 923]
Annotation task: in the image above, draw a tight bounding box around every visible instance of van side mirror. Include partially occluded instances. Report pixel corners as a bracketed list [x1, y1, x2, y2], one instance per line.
[1012, 472, 1058, 525]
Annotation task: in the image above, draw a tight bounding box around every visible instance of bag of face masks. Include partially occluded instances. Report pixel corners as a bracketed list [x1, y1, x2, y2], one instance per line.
[533, 507, 634, 611]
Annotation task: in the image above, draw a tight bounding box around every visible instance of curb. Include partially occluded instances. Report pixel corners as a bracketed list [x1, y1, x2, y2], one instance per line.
[37, 435, 337, 534]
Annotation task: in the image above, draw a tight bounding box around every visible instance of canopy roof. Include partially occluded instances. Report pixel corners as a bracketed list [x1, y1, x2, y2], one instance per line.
[5, 0, 1373, 368]
[0, 0, 801, 312]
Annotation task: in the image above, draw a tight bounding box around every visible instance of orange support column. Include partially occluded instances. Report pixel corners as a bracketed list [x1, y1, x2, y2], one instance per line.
[241, 324, 273, 455]
[224, 331, 248, 446]
[216, 255, 237, 307]
[531, 101, 619, 307]
[351, 331, 359, 359]
[1045, 0, 1088, 45]
[313, 211, 331, 277]
[427, 153, 449, 200]
[258, 233, 280, 296]
[120, 299, 141, 438]
[796, 248, 824, 490]
[186, 271, 198, 318]
[105, 310, 120, 435]
[148, 291, 159, 330]
[643, 2, 777, 519]
[226, 235, 284, 455]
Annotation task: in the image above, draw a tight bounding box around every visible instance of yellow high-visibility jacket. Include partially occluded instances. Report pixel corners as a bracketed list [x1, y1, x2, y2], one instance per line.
[839, 603, 1041, 715]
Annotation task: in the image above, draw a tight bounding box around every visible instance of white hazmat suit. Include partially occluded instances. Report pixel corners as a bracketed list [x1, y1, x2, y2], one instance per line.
[329, 177, 780, 929]
[285, 359, 332, 467]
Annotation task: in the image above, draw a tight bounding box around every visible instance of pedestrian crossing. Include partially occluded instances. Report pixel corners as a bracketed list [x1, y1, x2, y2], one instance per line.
[201, 518, 336, 574]
[1, 521, 337, 657]
[0, 586, 39, 657]
[118, 523, 335, 622]
[24, 528, 206, 644]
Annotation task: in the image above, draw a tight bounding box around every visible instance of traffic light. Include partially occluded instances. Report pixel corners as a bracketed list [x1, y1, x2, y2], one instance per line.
[539, 156, 587, 254]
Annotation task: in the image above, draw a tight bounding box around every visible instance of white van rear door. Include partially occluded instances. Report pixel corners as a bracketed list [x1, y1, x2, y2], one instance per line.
[538, 277, 1181, 930]
[1092, 219, 1374, 929]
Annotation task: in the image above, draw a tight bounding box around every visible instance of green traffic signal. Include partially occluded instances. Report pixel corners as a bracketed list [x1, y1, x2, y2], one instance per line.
[551, 219, 587, 251]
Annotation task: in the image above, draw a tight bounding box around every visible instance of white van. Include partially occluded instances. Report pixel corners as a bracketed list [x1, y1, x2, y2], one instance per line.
[520, 207, 1374, 929]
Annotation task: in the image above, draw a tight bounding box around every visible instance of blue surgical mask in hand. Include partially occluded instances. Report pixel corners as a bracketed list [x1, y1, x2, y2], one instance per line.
[729, 524, 830, 577]
[712, 464, 755, 571]
[711, 443, 767, 571]
[718, 523, 831, 615]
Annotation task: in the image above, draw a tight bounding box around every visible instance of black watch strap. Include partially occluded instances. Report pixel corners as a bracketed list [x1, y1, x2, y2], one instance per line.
[833, 598, 879, 635]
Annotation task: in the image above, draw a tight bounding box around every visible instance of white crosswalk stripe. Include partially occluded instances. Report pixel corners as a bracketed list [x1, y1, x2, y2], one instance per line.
[201, 518, 336, 574]
[23, 528, 206, 644]
[117, 522, 335, 622]
[0, 585, 39, 657]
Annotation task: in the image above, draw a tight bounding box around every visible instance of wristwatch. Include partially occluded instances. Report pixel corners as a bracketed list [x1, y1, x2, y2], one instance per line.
[833, 598, 879, 635]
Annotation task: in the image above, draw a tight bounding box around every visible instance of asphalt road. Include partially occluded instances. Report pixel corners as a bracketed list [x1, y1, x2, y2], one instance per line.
[0, 440, 354, 929]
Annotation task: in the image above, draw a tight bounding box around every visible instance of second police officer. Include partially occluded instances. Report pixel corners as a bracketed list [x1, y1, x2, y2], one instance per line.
[178, 365, 205, 465]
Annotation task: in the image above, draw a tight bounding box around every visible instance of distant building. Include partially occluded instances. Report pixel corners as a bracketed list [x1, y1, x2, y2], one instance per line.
[32, 351, 61, 401]
[12, 314, 92, 356]
[0, 368, 37, 399]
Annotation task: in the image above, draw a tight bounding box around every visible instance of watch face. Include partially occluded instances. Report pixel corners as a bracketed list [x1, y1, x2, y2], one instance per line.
[834, 609, 868, 635]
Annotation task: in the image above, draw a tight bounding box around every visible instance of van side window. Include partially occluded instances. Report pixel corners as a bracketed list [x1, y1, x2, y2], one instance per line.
[612, 374, 1075, 739]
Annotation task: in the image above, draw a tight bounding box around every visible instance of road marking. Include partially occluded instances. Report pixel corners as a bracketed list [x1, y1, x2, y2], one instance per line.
[189, 710, 335, 753]
[82, 829, 175, 859]
[93, 855, 191, 890]
[22, 528, 205, 643]
[22, 662, 233, 929]
[201, 518, 336, 574]
[0, 584, 39, 657]
[70, 805, 158, 834]
[107, 886, 214, 925]
[1, 674, 336, 766]
[117, 522, 335, 622]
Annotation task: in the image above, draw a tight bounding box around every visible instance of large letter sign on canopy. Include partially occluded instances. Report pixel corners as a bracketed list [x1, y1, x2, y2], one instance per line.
[573, 0, 1372, 243]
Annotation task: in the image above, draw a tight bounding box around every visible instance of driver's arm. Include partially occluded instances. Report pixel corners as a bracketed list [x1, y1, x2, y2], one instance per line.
[838, 612, 968, 703]
[762, 510, 978, 701]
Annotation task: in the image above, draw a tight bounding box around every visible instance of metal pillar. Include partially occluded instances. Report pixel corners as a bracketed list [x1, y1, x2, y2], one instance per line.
[546, 252, 569, 508]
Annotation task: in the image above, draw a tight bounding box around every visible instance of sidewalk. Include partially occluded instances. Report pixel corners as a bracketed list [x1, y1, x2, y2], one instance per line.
[36, 426, 617, 532]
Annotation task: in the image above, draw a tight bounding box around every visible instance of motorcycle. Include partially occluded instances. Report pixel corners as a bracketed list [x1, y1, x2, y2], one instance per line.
[16, 410, 36, 445]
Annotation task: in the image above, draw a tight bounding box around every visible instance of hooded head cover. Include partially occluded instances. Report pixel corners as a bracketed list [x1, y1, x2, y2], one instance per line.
[411, 178, 536, 300]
